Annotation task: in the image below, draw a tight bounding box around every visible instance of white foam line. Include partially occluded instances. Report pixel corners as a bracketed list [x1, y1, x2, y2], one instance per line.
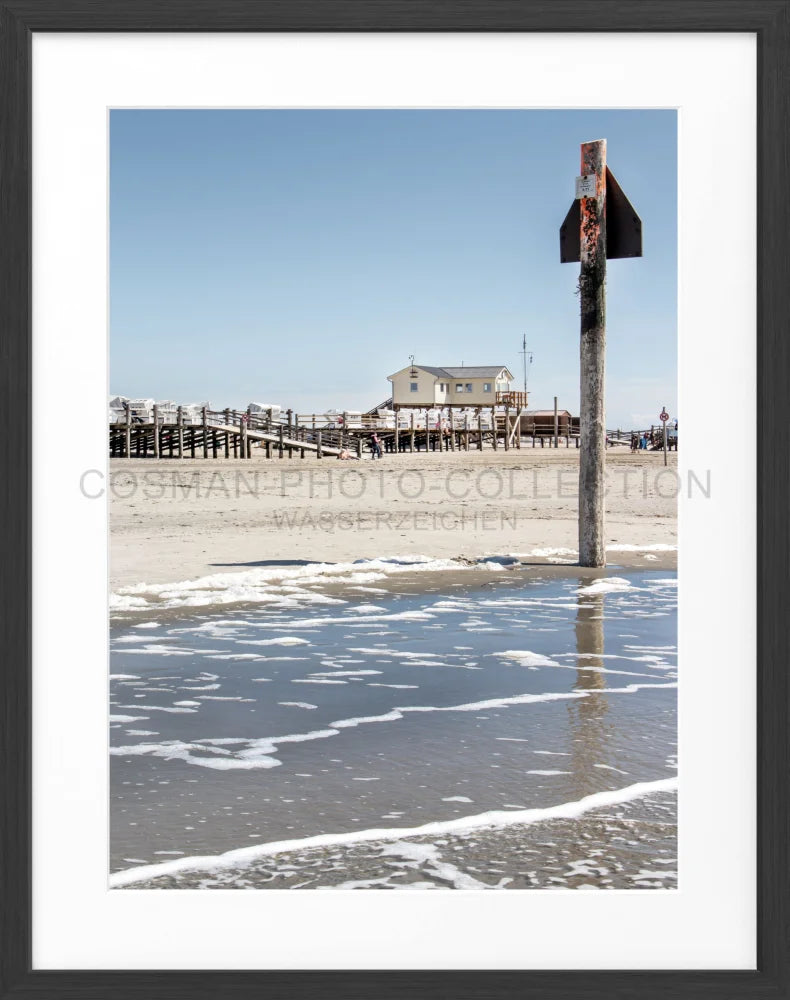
[110, 555, 477, 613]
[109, 777, 678, 888]
[111, 681, 675, 771]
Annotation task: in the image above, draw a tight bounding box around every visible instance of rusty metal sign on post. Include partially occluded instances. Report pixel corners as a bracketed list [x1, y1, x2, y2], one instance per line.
[560, 167, 643, 264]
[560, 142, 643, 568]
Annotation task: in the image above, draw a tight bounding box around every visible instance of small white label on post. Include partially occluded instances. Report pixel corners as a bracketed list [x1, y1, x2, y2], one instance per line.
[575, 174, 597, 198]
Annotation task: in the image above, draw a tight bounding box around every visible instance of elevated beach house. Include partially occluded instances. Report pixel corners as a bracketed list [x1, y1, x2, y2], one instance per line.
[387, 363, 517, 407]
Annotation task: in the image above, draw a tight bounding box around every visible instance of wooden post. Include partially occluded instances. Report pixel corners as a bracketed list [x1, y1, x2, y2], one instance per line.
[554, 396, 559, 449]
[287, 408, 293, 458]
[504, 403, 510, 451]
[152, 404, 160, 459]
[201, 407, 208, 459]
[394, 406, 400, 453]
[410, 411, 415, 453]
[357, 437, 363, 459]
[176, 406, 183, 459]
[278, 424, 284, 459]
[477, 410, 483, 451]
[491, 406, 497, 450]
[240, 414, 248, 460]
[662, 408, 668, 466]
[123, 405, 131, 459]
[516, 408, 522, 449]
[316, 429, 323, 459]
[578, 138, 607, 567]
[425, 412, 431, 453]
[449, 410, 455, 451]
[224, 408, 231, 459]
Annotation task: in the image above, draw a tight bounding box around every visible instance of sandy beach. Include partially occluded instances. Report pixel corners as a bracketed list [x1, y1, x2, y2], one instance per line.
[109, 448, 677, 590]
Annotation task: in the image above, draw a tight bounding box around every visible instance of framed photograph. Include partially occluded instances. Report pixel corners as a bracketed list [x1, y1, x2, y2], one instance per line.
[1, 2, 786, 996]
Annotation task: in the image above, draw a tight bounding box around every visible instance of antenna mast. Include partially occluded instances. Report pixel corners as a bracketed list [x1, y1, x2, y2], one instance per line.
[520, 335, 533, 395]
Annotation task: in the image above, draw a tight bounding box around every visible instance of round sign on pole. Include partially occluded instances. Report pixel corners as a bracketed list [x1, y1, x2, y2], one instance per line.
[660, 410, 669, 422]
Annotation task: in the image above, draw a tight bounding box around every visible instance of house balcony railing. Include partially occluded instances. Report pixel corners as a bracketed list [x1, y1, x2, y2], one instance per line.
[495, 391, 528, 408]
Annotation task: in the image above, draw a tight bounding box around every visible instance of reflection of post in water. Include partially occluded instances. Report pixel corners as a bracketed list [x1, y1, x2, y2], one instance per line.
[568, 590, 612, 798]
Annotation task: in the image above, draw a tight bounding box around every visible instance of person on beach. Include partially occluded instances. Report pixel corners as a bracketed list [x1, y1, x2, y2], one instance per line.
[370, 433, 381, 459]
[631, 433, 638, 453]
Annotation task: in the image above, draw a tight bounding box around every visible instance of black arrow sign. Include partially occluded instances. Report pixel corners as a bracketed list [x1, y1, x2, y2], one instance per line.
[559, 167, 642, 263]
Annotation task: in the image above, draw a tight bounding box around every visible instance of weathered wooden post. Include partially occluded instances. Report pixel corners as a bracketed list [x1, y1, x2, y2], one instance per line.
[176, 405, 184, 458]
[491, 405, 497, 450]
[124, 404, 132, 458]
[238, 413, 246, 460]
[577, 141, 607, 565]
[201, 406, 209, 459]
[152, 404, 160, 459]
[477, 409, 483, 451]
[560, 137, 642, 567]
[394, 406, 400, 453]
[316, 429, 323, 459]
[278, 424, 284, 459]
[410, 411, 415, 453]
[503, 402, 510, 451]
[223, 408, 231, 458]
[554, 396, 559, 449]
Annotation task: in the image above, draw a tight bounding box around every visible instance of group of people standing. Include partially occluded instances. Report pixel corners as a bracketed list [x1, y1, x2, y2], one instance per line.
[630, 420, 679, 453]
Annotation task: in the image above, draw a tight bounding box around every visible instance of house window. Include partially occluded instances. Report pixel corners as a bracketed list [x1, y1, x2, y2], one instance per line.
[439, 383, 447, 392]
[483, 383, 491, 392]
[456, 384, 464, 392]
[465, 383, 473, 392]
[410, 382, 418, 392]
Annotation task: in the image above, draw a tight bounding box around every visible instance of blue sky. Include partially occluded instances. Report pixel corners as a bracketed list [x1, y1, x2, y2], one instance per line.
[110, 109, 676, 428]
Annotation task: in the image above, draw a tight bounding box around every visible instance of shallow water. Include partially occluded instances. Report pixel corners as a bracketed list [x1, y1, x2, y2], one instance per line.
[110, 568, 677, 887]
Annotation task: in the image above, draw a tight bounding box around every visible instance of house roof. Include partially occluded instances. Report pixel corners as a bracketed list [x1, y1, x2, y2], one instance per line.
[441, 366, 510, 379]
[388, 364, 513, 380]
[524, 409, 573, 416]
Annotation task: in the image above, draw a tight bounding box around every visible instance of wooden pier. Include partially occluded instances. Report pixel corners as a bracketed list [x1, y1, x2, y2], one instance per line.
[110, 404, 581, 459]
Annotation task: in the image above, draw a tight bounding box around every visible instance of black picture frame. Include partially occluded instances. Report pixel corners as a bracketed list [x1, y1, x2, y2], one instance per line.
[1, 2, 786, 996]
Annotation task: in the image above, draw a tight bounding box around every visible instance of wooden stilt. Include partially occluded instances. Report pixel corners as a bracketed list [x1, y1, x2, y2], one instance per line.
[153, 405, 160, 458]
[125, 405, 132, 458]
[177, 406, 184, 458]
